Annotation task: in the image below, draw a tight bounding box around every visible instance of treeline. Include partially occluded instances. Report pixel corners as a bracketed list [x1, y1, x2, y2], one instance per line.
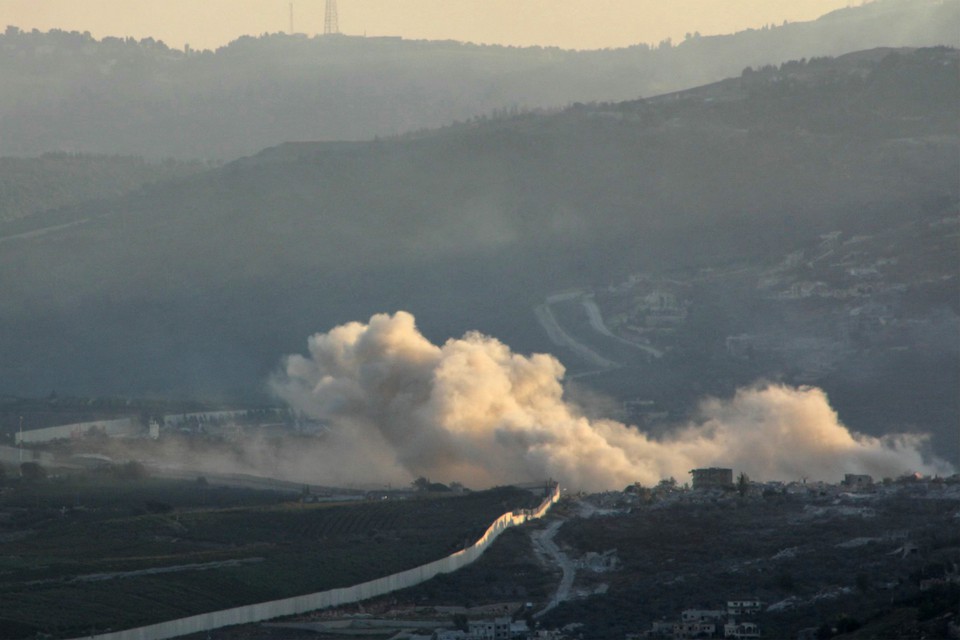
[0, 154, 205, 224]
[0, 0, 955, 159]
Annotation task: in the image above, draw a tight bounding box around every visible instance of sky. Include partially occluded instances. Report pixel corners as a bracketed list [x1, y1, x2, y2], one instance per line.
[3, 0, 860, 51]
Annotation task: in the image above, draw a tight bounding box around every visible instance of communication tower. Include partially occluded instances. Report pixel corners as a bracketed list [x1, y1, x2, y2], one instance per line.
[324, 0, 340, 35]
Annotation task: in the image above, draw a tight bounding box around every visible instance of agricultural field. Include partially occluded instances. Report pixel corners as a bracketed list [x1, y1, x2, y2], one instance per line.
[0, 470, 538, 638]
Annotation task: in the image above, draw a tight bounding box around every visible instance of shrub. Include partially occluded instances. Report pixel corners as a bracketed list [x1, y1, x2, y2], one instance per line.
[144, 500, 174, 514]
[19, 461, 47, 481]
[116, 460, 147, 480]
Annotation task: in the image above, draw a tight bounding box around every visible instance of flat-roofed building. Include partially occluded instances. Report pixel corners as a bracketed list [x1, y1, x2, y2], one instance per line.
[690, 467, 733, 490]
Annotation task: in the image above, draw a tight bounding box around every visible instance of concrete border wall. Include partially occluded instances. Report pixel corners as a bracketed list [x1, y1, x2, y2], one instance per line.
[73, 485, 560, 640]
[15, 418, 138, 444]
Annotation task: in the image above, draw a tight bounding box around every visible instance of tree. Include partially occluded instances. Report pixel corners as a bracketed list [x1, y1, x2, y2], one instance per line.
[656, 477, 677, 492]
[451, 614, 468, 632]
[116, 460, 147, 480]
[412, 476, 431, 492]
[20, 462, 47, 481]
[144, 500, 173, 514]
[777, 571, 796, 591]
[736, 472, 750, 496]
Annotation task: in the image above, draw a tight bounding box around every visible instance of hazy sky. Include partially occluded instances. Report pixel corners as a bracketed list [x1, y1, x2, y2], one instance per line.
[3, 0, 859, 50]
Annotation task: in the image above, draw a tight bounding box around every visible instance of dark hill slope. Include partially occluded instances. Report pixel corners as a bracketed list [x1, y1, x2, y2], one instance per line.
[0, 154, 205, 225]
[0, 0, 956, 158]
[0, 48, 956, 405]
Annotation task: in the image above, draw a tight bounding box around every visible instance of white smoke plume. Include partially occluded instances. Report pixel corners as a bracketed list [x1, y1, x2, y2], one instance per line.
[272, 311, 953, 491]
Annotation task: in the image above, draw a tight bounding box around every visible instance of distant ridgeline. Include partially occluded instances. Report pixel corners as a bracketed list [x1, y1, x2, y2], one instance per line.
[0, 155, 205, 225]
[0, 0, 957, 158]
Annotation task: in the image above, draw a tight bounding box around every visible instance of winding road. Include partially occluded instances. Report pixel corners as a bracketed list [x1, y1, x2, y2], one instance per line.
[531, 500, 601, 618]
[531, 519, 575, 618]
[533, 292, 662, 374]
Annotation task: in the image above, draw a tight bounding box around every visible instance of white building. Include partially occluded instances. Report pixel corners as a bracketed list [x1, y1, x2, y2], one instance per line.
[724, 621, 760, 639]
[681, 609, 725, 623]
[673, 621, 716, 639]
[468, 617, 511, 640]
[726, 601, 763, 616]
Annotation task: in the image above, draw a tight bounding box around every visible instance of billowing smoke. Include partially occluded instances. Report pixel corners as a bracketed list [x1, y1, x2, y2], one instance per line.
[272, 312, 952, 491]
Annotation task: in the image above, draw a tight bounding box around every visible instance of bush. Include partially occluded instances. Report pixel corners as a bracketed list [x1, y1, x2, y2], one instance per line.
[836, 615, 862, 634]
[144, 500, 173, 514]
[19, 462, 46, 481]
[777, 571, 796, 591]
[115, 460, 147, 480]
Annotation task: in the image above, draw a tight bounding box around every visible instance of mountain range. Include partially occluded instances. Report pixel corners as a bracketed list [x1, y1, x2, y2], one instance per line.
[0, 0, 956, 159]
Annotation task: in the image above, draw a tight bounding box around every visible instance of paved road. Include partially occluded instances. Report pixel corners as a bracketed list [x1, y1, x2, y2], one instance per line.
[580, 295, 663, 359]
[534, 292, 663, 376]
[531, 519, 576, 618]
[0, 219, 89, 245]
[530, 499, 609, 618]
[533, 303, 619, 370]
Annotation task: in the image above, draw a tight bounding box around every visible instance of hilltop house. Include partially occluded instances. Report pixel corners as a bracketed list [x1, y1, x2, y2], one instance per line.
[690, 468, 734, 491]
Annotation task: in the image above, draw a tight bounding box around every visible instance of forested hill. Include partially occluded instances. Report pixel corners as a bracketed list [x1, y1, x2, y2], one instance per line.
[0, 0, 956, 159]
[0, 155, 205, 225]
[1, 47, 955, 402]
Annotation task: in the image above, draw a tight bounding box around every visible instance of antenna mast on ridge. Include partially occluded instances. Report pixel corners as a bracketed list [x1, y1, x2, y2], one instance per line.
[324, 0, 340, 35]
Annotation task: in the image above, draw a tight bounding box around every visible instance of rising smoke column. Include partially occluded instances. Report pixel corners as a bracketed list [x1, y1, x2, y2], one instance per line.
[272, 311, 952, 491]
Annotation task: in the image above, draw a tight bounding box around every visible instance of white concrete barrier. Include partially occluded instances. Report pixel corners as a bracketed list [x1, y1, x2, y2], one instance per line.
[73, 485, 560, 640]
[16, 418, 139, 444]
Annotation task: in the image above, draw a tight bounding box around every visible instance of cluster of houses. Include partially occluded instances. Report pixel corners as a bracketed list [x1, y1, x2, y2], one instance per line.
[577, 468, 960, 525]
[433, 617, 529, 640]
[633, 601, 763, 639]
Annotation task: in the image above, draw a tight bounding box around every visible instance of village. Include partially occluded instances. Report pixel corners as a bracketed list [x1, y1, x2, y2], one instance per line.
[200, 466, 960, 640]
[1, 397, 958, 640]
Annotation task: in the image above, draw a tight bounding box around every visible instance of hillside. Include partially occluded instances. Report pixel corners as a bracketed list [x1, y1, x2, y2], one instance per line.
[198, 481, 960, 640]
[0, 154, 205, 225]
[0, 0, 956, 159]
[0, 476, 538, 639]
[0, 47, 957, 458]
[544, 483, 960, 640]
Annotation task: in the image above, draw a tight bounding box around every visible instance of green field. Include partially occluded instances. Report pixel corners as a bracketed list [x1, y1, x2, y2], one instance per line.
[0, 473, 538, 638]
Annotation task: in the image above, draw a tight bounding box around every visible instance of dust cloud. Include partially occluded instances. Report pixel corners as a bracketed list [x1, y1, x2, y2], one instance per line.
[272, 311, 953, 491]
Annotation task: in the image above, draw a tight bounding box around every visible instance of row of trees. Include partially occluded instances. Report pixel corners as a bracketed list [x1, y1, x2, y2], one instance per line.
[411, 476, 465, 493]
[0, 460, 147, 482]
